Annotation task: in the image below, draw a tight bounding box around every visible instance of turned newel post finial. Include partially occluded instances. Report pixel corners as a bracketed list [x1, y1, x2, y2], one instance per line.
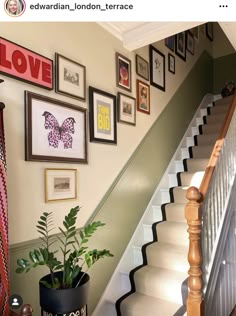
[185, 186, 204, 316]
[21, 304, 33, 316]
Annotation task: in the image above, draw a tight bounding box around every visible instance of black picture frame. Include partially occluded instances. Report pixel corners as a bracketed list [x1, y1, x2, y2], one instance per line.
[149, 45, 165, 92]
[165, 36, 175, 52]
[117, 92, 136, 126]
[168, 53, 175, 74]
[25, 91, 87, 163]
[186, 31, 194, 55]
[89, 86, 117, 144]
[116, 52, 132, 92]
[175, 32, 186, 61]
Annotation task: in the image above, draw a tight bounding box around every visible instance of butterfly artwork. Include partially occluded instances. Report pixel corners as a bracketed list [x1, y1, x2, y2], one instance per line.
[42, 111, 76, 149]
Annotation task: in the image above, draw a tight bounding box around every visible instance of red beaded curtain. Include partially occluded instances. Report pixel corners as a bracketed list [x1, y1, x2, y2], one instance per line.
[0, 103, 10, 315]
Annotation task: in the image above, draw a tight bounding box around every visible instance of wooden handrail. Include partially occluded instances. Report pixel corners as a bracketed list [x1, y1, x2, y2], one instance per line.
[11, 304, 33, 316]
[185, 94, 236, 316]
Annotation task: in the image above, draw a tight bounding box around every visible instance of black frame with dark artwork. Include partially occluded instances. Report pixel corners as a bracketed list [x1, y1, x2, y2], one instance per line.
[175, 32, 186, 61]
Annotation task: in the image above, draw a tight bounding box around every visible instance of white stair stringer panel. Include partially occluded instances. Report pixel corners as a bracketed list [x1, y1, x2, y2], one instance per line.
[92, 93, 220, 316]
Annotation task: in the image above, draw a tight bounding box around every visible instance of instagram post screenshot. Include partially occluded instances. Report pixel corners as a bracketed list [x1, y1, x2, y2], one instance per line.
[0, 1, 236, 315]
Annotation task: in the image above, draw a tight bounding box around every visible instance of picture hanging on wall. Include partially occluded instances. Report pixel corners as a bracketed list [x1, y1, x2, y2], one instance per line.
[206, 22, 214, 41]
[55, 53, 86, 101]
[136, 79, 150, 115]
[186, 31, 194, 55]
[117, 92, 136, 126]
[0, 37, 53, 90]
[165, 36, 175, 52]
[89, 86, 117, 144]
[25, 91, 87, 163]
[149, 45, 165, 91]
[175, 32, 186, 61]
[168, 53, 175, 74]
[135, 54, 149, 81]
[45, 168, 77, 202]
[193, 26, 199, 42]
[116, 52, 132, 92]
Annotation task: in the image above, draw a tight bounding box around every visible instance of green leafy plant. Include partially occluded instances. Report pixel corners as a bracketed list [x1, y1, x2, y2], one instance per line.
[16, 206, 113, 289]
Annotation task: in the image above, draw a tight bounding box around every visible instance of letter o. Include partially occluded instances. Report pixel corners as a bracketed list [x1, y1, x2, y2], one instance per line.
[12, 50, 27, 73]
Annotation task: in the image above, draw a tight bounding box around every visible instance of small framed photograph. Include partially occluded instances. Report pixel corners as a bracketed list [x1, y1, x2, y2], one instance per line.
[186, 31, 194, 55]
[25, 91, 87, 163]
[193, 26, 199, 42]
[45, 168, 77, 202]
[206, 22, 213, 41]
[117, 92, 136, 126]
[149, 45, 165, 91]
[168, 53, 175, 74]
[116, 52, 132, 92]
[136, 80, 150, 115]
[89, 86, 117, 144]
[55, 53, 86, 101]
[175, 32, 186, 61]
[136, 54, 149, 81]
[165, 36, 175, 52]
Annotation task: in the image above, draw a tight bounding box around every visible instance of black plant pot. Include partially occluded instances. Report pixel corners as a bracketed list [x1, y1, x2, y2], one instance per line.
[39, 271, 90, 316]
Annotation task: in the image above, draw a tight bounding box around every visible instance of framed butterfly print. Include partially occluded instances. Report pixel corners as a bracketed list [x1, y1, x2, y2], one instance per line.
[25, 91, 87, 163]
[89, 86, 117, 144]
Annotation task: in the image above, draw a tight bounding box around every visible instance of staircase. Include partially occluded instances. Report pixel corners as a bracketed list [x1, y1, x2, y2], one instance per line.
[92, 94, 233, 316]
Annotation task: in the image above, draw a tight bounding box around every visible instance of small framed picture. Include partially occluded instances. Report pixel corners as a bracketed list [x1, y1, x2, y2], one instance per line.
[89, 86, 117, 144]
[186, 31, 194, 55]
[116, 52, 132, 92]
[55, 53, 86, 101]
[45, 168, 77, 202]
[175, 32, 186, 61]
[136, 80, 150, 115]
[25, 91, 87, 163]
[206, 22, 213, 41]
[117, 92, 136, 126]
[168, 53, 175, 74]
[165, 36, 175, 52]
[149, 45, 165, 91]
[135, 54, 149, 81]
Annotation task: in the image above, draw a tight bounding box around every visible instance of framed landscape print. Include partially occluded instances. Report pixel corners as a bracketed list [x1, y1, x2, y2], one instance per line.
[89, 86, 117, 144]
[186, 31, 194, 55]
[45, 168, 77, 202]
[25, 91, 87, 163]
[175, 32, 186, 61]
[136, 54, 149, 81]
[55, 53, 86, 101]
[168, 53, 175, 74]
[116, 52, 132, 92]
[117, 92, 136, 126]
[136, 80, 150, 115]
[149, 45, 165, 91]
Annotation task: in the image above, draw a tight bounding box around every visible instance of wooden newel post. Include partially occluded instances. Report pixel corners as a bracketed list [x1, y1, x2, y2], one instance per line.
[185, 186, 204, 316]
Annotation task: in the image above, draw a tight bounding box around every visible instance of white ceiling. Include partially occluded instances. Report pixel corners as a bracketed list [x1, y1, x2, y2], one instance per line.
[98, 22, 236, 51]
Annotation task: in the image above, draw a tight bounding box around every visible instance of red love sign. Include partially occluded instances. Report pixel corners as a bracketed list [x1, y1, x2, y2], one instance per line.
[0, 37, 53, 90]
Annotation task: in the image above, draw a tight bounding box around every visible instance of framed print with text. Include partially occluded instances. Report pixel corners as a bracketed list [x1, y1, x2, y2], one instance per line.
[89, 86, 117, 144]
[25, 91, 87, 163]
[117, 92, 136, 126]
[45, 168, 77, 202]
[55, 53, 86, 101]
[149, 45, 165, 91]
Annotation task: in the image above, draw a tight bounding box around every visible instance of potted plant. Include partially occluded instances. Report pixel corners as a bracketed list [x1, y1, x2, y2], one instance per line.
[15, 206, 113, 315]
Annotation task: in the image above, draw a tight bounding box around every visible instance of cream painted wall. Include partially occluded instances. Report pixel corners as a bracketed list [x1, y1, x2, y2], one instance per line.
[0, 22, 213, 245]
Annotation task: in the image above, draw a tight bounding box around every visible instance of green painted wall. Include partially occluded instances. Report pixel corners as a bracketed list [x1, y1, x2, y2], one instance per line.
[213, 52, 236, 93]
[10, 51, 213, 315]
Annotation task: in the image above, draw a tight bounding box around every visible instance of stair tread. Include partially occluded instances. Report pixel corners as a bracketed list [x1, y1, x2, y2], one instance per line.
[156, 221, 188, 246]
[120, 292, 182, 316]
[134, 265, 188, 304]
